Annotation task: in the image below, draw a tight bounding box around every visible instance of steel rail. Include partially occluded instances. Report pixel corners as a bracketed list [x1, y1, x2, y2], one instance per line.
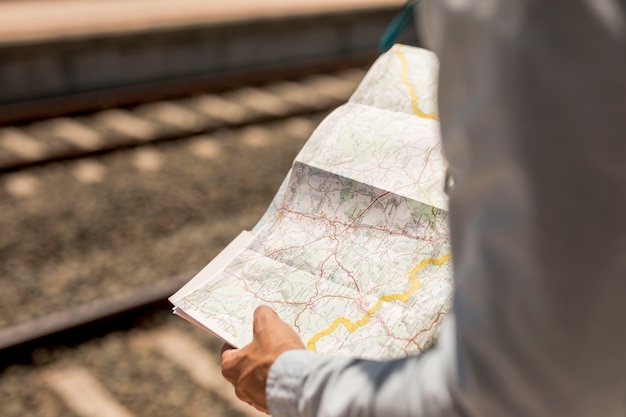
[0, 274, 192, 367]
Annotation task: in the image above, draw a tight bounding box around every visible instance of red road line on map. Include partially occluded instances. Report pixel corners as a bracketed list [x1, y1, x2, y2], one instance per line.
[333, 253, 361, 293]
[404, 309, 447, 351]
[338, 191, 392, 234]
[277, 192, 441, 243]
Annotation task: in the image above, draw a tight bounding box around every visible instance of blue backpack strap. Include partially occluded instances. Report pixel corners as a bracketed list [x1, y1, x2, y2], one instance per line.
[379, 0, 420, 52]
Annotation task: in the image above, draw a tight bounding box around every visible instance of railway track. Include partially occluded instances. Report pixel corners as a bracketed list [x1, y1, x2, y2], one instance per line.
[0, 68, 364, 172]
[0, 67, 366, 417]
[2, 311, 269, 417]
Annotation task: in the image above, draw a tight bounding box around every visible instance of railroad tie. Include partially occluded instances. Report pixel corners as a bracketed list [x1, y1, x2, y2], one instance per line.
[132, 327, 267, 417]
[39, 366, 135, 417]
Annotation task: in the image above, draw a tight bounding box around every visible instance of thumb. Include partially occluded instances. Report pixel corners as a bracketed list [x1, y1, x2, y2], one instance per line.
[221, 343, 237, 360]
[253, 305, 279, 334]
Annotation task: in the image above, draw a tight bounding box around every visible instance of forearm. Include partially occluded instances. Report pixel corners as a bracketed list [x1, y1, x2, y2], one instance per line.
[267, 319, 463, 417]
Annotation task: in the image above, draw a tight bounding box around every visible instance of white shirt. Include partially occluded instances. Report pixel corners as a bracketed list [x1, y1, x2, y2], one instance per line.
[266, 1, 626, 416]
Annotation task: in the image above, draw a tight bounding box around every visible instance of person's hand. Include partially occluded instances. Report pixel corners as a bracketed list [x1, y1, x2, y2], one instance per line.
[221, 305, 305, 414]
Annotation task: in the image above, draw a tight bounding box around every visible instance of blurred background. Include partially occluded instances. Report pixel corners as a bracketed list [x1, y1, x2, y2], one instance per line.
[0, 0, 417, 416]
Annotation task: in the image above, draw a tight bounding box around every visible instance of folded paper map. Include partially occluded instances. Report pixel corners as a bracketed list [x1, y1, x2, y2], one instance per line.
[170, 44, 453, 360]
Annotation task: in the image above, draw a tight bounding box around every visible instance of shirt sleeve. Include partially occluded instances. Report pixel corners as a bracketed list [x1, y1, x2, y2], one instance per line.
[266, 1, 626, 416]
[267, 318, 460, 417]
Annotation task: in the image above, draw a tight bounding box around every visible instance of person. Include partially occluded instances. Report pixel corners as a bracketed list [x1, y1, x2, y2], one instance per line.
[221, 0, 626, 416]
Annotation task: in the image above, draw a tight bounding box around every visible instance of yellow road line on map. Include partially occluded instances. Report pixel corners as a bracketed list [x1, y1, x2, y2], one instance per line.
[393, 47, 439, 121]
[306, 254, 451, 351]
